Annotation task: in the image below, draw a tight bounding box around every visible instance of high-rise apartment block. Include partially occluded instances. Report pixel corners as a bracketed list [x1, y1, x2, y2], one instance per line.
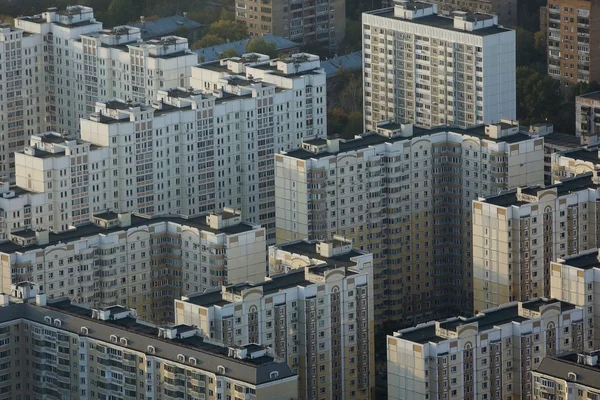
[176, 237, 375, 400]
[412, 0, 518, 26]
[0, 294, 298, 400]
[387, 298, 585, 400]
[0, 6, 196, 181]
[546, 0, 596, 86]
[550, 249, 600, 350]
[362, 1, 516, 131]
[0, 210, 266, 322]
[532, 352, 600, 400]
[276, 120, 544, 324]
[0, 53, 325, 243]
[473, 173, 600, 313]
[13, 6, 197, 136]
[576, 92, 600, 145]
[0, 24, 46, 182]
[235, 0, 345, 52]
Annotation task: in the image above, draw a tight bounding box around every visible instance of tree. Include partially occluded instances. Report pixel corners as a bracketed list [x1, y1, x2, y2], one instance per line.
[174, 26, 190, 40]
[341, 19, 362, 53]
[327, 108, 349, 136]
[207, 19, 248, 42]
[516, 66, 563, 126]
[106, 0, 140, 26]
[219, 47, 240, 59]
[515, 27, 539, 67]
[338, 73, 363, 113]
[301, 41, 329, 59]
[343, 111, 363, 138]
[191, 34, 225, 50]
[533, 30, 546, 61]
[245, 38, 277, 58]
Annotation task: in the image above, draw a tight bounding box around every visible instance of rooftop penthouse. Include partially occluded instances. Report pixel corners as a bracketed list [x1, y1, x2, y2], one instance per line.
[394, 298, 578, 345]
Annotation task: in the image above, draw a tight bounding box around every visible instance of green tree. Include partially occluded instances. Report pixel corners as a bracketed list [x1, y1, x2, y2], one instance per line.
[106, 0, 139, 26]
[174, 26, 190, 40]
[327, 108, 349, 136]
[207, 19, 248, 41]
[533, 30, 546, 61]
[341, 19, 362, 53]
[342, 111, 363, 139]
[191, 33, 225, 50]
[219, 47, 240, 59]
[245, 37, 277, 58]
[515, 27, 538, 67]
[516, 66, 562, 126]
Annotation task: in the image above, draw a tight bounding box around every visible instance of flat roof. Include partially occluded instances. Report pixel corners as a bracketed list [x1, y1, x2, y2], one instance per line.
[276, 240, 364, 268]
[366, 9, 511, 37]
[483, 173, 600, 207]
[542, 132, 581, 149]
[560, 250, 600, 270]
[536, 354, 600, 390]
[560, 147, 600, 164]
[0, 214, 257, 254]
[578, 91, 600, 102]
[399, 324, 446, 344]
[285, 125, 532, 160]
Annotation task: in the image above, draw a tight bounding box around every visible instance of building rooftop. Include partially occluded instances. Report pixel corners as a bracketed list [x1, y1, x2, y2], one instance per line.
[276, 240, 364, 268]
[0, 214, 257, 254]
[321, 51, 362, 78]
[542, 132, 581, 149]
[578, 91, 600, 102]
[558, 250, 600, 270]
[536, 353, 600, 390]
[132, 15, 203, 39]
[559, 147, 600, 164]
[285, 125, 533, 160]
[398, 298, 575, 344]
[483, 173, 600, 207]
[366, 8, 511, 37]
[0, 299, 295, 385]
[193, 35, 299, 62]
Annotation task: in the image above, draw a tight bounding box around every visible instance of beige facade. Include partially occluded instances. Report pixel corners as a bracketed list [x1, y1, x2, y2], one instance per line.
[532, 352, 600, 400]
[0, 210, 266, 322]
[175, 238, 375, 400]
[473, 172, 600, 313]
[551, 145, 600, 183]
[550, 250, 600, 350]
[275, 120, 544, 325]
[576, 92, 600, 145]
[363, 2, 516, 131]
[235, 0, 345, 52]
[0, 293, 297, 400]
[388, 298, 585, 400]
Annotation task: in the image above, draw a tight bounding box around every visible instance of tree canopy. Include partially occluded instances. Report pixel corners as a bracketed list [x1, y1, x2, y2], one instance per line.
[516, 66, 562, 126]
[191, 34, 225, 50]
[245, 38, 277, 58]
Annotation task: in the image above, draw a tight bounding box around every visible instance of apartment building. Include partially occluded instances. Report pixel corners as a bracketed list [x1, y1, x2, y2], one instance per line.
[473, 172, 600, 313]
[539, 124, 582, 184]
[0, 293, 298, 400]
[0, 24, 46, 182]
[175, 237, 374, 400]
[12, 5, 196, 138]
[387, 298, 585, 400]
[275, 119, 544, 324]
[0, 53, 325, 243]
[235, 0, 345, 52]
[362, 1, 516, 131]
[0, 210, 266, 322]
[576, 92, 600, 145]
[551, 145, 600, 183]
[550, 250, 600, 350]
[532, 352, 600, 400]
[546, 0, 599, 86]
[411, 0, 518, 26]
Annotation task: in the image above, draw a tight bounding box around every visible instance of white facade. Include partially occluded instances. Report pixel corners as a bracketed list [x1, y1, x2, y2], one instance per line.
[276, 120, 544, 324]
[362, 2, 516, 131]
[0, 210, 266, 322]
[13, 5, 196, 138]
[388, 299, 585, 400]
[0, 24, 46, 181]
[176, 238, 375, 400]
[0, 52, 326, 244]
